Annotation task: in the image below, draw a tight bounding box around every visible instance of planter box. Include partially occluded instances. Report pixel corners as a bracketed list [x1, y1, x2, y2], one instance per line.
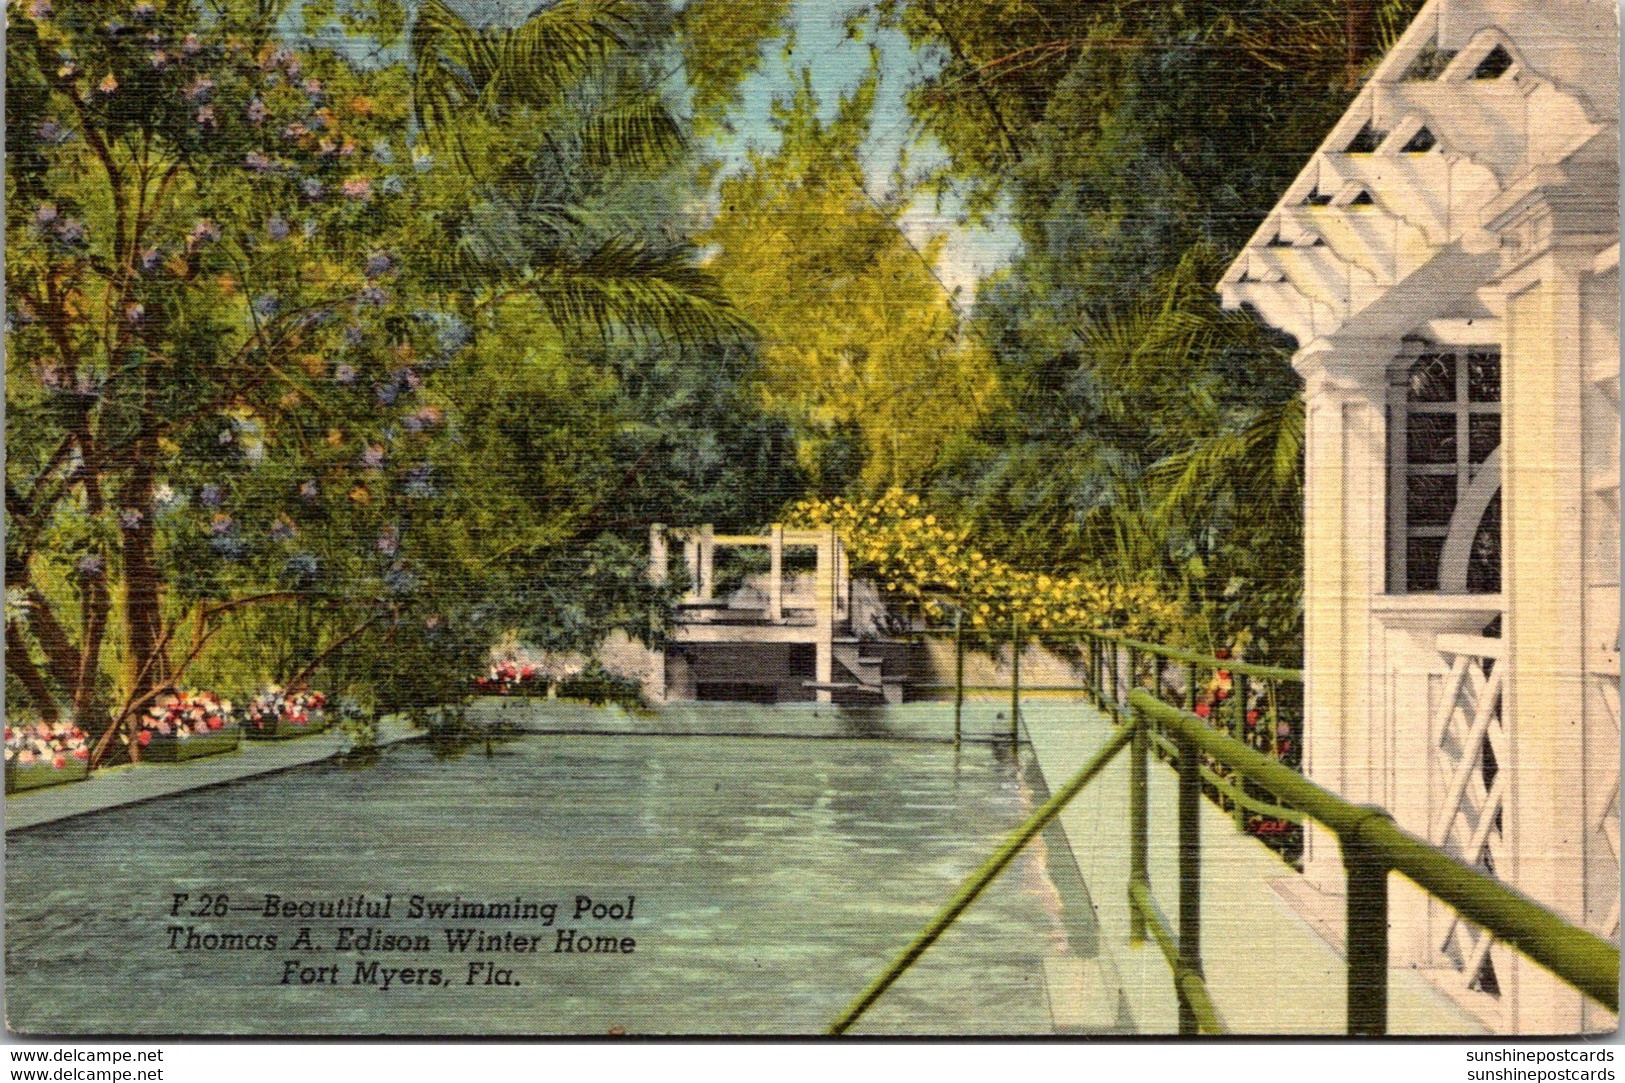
[246, 717, 329, 741]
[5, 758, 90, 795]
[140, 726, 241, 763]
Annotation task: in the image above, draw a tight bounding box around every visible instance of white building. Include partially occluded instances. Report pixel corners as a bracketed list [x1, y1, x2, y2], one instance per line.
[1219, 0, 1619, 1033]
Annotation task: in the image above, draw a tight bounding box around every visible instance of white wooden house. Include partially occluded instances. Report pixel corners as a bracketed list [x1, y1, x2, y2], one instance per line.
[1219, 0, 1620, 1033]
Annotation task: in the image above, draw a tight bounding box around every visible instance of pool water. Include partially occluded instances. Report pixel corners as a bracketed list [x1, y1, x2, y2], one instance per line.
[6, 712, 1104, 1036]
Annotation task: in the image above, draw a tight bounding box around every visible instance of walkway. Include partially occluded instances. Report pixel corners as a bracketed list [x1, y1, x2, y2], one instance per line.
[4, 718, 420, 834]
[1018, 693, 1488, 1035]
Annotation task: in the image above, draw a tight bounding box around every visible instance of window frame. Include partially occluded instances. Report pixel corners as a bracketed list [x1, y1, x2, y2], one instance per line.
[1386, 343, 1503, 595]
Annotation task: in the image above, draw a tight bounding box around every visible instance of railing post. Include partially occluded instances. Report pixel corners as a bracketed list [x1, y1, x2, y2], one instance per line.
[1177, 730, 1204, 1036]
[953, 609, 965, 745]
[1232, 671, 1250, 831]
[1107, 641, 1119, 721]
[1343, 813, 1392, 1036]
[1010, 611, 1021, 745]
[1129, 702, 1150, 945]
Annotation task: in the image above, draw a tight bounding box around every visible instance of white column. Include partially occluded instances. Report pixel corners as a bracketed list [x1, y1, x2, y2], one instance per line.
[648, 523, 667, 586]
[1492, 233, 1603, 1032]
[814, 527, 836, 703]
[698, 524, 715, 601]
[768, 524, 784, 623]
[1296, 344, 1390, 894]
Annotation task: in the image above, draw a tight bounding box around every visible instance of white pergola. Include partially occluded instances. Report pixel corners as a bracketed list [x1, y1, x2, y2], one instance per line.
[1220, 0, 1619, 1034]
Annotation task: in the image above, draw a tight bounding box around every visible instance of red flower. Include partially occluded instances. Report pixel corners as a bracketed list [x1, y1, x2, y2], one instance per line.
[1214, 688, 1229, 701]
[137, 731, 153, 747]
[1214, 648, 1232, 660]
[72, 748, 89, 760]
[53, 754, 67, 769]
[1246, 709, 1261, 725]
[1194, 702, 1211, 718]
[208, 717, 223, 730]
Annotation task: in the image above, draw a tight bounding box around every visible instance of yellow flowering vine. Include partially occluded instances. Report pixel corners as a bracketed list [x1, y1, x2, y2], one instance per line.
[785, 490, 1184, 640]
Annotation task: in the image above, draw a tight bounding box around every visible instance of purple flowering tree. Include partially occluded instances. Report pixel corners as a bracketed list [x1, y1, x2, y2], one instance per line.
[5, 0, 453, 762]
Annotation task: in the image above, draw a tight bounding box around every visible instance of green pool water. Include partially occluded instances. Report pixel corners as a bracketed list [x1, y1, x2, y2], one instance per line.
[6, 706, 1104, 1036]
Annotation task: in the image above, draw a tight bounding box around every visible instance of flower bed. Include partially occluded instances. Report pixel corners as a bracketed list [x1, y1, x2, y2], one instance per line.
[136, 690, 241, 763]
[5, 722, 91, 794]
[473, 660, 540, 696]
[244, 687, 329, 740]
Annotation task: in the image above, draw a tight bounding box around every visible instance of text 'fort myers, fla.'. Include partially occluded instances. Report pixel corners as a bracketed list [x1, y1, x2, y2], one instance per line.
[160, 892, 642, 992]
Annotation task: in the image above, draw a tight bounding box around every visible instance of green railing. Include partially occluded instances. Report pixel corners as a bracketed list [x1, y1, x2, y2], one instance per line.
[831, 653, 1620, 1036]
[1080, 630, 1307, 863]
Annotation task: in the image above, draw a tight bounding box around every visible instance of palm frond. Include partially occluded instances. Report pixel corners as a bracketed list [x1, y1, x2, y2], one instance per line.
[522, 240, 754, 346]
[411, 0, 633, 135]
[577, 96, 687, 170]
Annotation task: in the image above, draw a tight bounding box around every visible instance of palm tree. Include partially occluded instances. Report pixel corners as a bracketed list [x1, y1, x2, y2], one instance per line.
[408, 0, 750, 345]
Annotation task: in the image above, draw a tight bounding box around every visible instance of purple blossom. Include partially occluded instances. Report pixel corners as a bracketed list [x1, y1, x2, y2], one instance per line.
[344, 324, 365, 346]
[371, 139, 395, 164]
[251, 293, 280, 320]
[385, 565, 418, 595]
[199, 484, 224, 507]
[218, 428, 235, 446]
[282, 122, 309, 141]
[184, 77, 216, 103]
[245, 151, 275, 173]
[28, 0, 52, 19]
[119, 508, 144, 531]
[149, 50, 169, 69]
[54, 219, 87, 247]
[382, 175, 406, 198]
[339, 176, 373, 201]
[38, 365, 65, 391]
[284, 552, 319, 584]
[359, 286, 388, 307]
[374, 382, 398, 406]
[360, 445, 386, 469]
[76, 555, 103, 578]
[35, 119, 72, 144]
[269, 518, 297, 541]
[401, 368, 423, 392]
[247, 99, 269, 125]
[402, 406, 443, 432]
[376, 526, 398, 556]
[188, 220, 221, 246]
[125, 304, 145, 323]
[364, 252, 392, 279]
[304, 78, 323, 96]
[194, 106, 217, 129]
[301, 179, 325, 201]
[133, 4, 156, 20]
[266, 215, 290, 241]
[210, 535, 246, 560]
[140, 247, 162, 272]
[404, 466, 436, 499]
[331, 363, 357, 385]
[32, 203, 59, 229]
[298, 480, 320, 502]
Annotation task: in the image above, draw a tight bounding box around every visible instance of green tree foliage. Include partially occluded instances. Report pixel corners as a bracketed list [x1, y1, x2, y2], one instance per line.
[862, 0, 1421, 660]
[5, 0, 803, 749]
[703, 68, 997, 494]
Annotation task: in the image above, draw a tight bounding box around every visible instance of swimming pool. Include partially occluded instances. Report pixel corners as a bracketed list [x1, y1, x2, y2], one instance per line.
[5, 704, 1107, 1036]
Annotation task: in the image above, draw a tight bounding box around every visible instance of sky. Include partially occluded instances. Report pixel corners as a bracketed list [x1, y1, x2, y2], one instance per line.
[703, 1, 1022, 303]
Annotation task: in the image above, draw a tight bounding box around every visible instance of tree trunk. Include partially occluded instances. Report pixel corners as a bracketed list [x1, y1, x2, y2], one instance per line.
[120, 386, 166, 723]
[1344, 0, 1376, 89]
[6, 622, 62, 724]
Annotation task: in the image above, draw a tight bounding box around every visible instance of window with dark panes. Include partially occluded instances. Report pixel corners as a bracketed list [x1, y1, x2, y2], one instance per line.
[1387, 347, 1502, 593]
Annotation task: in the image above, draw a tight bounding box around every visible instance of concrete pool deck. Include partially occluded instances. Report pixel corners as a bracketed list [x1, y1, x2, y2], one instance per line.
[1016, 693, 1489, 1036]
[4, 717, 421, 834]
